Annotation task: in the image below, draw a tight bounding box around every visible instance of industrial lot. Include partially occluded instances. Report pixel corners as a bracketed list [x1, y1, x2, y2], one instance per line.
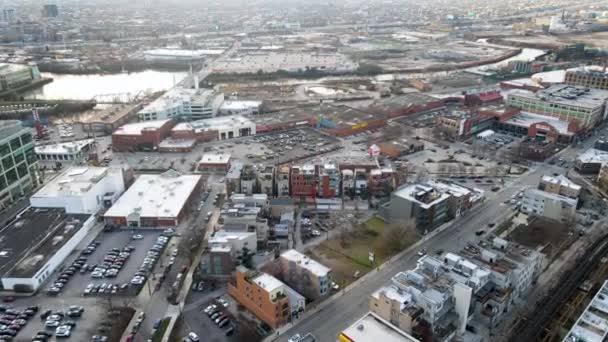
[0, 1, 607, 342]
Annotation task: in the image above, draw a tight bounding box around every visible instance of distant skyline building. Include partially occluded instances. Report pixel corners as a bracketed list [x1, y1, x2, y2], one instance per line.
[2, 8, 15, 23]
[42, 4, 58, 18]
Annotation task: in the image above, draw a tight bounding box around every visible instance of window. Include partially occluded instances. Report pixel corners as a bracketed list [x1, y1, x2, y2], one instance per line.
[9, 137, 20, 151]
[16, 163, 27, 179]
[13, 152, 24, 165]
[20, 134, 32, 145]
[0, 144, 9, 157]
[2, 156, 13, 171]
[5, 169, 17, 184]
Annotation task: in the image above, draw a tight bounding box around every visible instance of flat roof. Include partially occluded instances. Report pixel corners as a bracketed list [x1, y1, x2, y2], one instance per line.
[541, 175, 581, 192]
[144, 48, 223, 57]
[564, 280, 608, 342]
[199, 153, 231, 164]
[158, 138, 196, 149]
[32, 166, 115, 198]
[577, 148, 608, 164]
[220, 100, 262, 111]
[173, 115, 255, 133]
[79, 104, 138, 124]
[370, 93, 438, 111]
[209, 230, 256, 244]
[113, 119, 172, 136]
[340, 312, 420, 342]
[104, 170, 201, 219]
[35, 139, 94, 155]
[393, 183, 450, 209]
[252, 273, 285, 293]
[280, 249, 331, 277]
[525, 188, 578, 206]
[504, 111, 573, 135]
[0, 208, 91, 278]
[510, 84, 608, 109]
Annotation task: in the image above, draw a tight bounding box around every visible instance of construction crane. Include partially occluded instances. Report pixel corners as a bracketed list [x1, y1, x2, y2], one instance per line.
[32, 108, 48, 140]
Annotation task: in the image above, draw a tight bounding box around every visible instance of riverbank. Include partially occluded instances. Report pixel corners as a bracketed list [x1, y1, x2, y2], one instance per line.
[0, 77, 53, 100]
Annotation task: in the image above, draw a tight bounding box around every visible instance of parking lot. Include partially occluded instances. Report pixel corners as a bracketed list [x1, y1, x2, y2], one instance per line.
[52, 230, 172, 299]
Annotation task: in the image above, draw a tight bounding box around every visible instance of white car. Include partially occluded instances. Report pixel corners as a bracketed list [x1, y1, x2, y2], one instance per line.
[132, 234, 144, 240]
[288, 334, 301, 342]
[56, 325, 71, 337]
[203, 304, 216, 314]
[188, 332, 200, 341]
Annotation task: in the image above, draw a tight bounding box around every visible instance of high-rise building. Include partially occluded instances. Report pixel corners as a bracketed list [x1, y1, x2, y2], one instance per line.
[0, 121, 39, 209]
[42, 4, 58, 18]
[2, 9, 15, 23]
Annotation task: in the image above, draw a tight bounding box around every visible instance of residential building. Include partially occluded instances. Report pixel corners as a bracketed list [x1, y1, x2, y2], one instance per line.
[565, 69, 608, 90]
[598, 164, 608, 193]
[0, 208, 95, 293]
[381, 183, 450, 232]
[338, 312, 421, 342]
[576, 148, 608, 174]
[206, 230, 258, 275]
[277, 249, 332, 300]
[291, 165, 316, 200]
[354, 168, 368, 196]
[369, 168, 397, 197]
[30, 166, 124, 214]
[538, 175, 581, 199]
[231, 193, 269, 208]
[209, 230, 257, 254]
[506, 85, 608, 128]
[0, 121, 38, 209]
[205, 245, 234, 275]
[138, 88, 224, 121]
[318, 164, 340, 198]
[342, 169, 354, 198]
[520, 187, 578, 223]
[0, 63, 39, 90]
[111, 119, 175, 152]
[198, 154, 231, 173]
[228, 267, 304, 329]
[276, 165, 290, 197]
[35, 139, 96, 166]
[240, 165, 256, 196]
[220, 195, 269, 243]
[563, 280, 608, 342]
[258, 166, 274, 196]
[104, 170, 202, 227]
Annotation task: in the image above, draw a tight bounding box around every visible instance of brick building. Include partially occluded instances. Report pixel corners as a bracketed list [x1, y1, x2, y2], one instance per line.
[112, 119, 175, 152]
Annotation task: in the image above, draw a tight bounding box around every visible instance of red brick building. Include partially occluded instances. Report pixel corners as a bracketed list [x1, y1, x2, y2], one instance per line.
[112, 119, 175, 152]
[290, 165, 317, 200]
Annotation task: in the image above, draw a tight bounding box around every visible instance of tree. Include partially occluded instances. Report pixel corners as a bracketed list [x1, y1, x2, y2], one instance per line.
[380, 221, 419, 255]
[237, 246, 255, 269]
[415, 168, 429, 182]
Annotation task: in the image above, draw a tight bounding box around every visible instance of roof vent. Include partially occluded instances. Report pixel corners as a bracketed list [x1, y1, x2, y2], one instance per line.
[357, 324, 364, 331]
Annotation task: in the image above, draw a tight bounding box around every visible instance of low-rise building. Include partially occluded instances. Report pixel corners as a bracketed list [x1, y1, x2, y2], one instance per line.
[378, 139, 425, 158]
[520, 187, 578, 223]
[338, 312, 421, 342]
[291, 165, 316, 200]
[112, 119, 175, 152]
[171, 115, 256, 141]
[30, 166, 124, 214]
[342, 169, 354, 198]
[218, 100, 263, 116]
[539, 175, 581, 199]
[35, 139, 96, 166]
[564, 69, 608, 90]
[276, 165, 291, 197]
[369, 168, 397, 197]
[0, 63, 39, 90]
[104, 170, 202, 227]
[381, 183, 450, 232]
[576, 148, 608, 174]
[198, 154, 231, 173]
[563, 280, 608, 342]
[138, 87, 224, 121]
[228, 267, 303, 329]
[258, 166, 274, 196]
[318, 164, 340, 198]
[598, 164, 608, 194]
[240, 165, 256, 195]
[277, 249, 332, 300]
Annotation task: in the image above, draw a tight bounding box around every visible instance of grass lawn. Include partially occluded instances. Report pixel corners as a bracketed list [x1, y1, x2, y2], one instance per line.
[307, 216, 419, 287]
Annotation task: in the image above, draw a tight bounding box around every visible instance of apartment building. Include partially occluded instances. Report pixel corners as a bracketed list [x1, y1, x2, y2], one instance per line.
[381, 183, 450, 232]
[339, 312, 421, 342]
[276, 165, 291, 198]
[565, 69, 608, 90]
[291, 165, 316, 200]
[538, 175, 581, 199]
[521, 187, 578, 223]
[228, 267, 304, 329]
[563, 280, 608, 342]
[240, 165, 256, 195]
[257, 165, 274, 196]
[278, 249, 332, 300]
[369, 168, 397, 197]
[342, 169, 354, 198]
[0, 121, 38, 209]
[318, 163, 340, 198]
[354, 168, 368, 196]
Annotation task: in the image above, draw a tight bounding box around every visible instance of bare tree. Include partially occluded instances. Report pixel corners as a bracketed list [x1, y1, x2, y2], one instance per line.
[380, 221, 419, 255]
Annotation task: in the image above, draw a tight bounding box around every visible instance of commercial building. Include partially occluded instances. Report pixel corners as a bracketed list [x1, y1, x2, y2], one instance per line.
[79, 104, 142, 134]
[0, 121, 38, 209]
[104, 170, 202, 227]
[538, 175, 581, 199]
[35, 139, 96, 166]
[228, 266, 304, 329]
[506, 85, 608, 128]
[318, 164, 339, 198]
[436, 110, 495, 140]
[138, 88, 224, 121]
[218, 100, 263, 116]
[30, 167, 124, 214]
[198, 154, 231, 173]
[212, 52, 358, 74]
[495, 111, 579, 143]
[0, 63, 39, 91]
[565, 69, 608, 90]
[277, 249, 332, 301]
[0, 208, 95, 293]
[575, 148, 608, 174]
[520, 188, 578, 223]
[381, 183, 450, 232]
[111, 119, 175, 152]
[563, 280, 608, 342]
[220, 194, 270, 243]
[291, 165, 317, 200]
[143, 49, 221, 64]
[172, 115, 256, 141]
[338, 312, 421, 342]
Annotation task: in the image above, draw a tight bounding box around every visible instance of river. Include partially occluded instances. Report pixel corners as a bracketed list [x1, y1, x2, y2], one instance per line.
[23, 70, 188, 100]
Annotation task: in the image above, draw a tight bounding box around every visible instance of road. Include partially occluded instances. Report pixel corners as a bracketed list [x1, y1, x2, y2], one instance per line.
[274, 160, 570, 342]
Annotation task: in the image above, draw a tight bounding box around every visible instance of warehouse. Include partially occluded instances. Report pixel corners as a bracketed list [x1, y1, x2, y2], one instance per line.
[0, 208, 95, 293]
[172, 115, 256, 142]
[104, 170, 202, 227]
[30, 166, 125, 214]
[112, 119, 175, 152]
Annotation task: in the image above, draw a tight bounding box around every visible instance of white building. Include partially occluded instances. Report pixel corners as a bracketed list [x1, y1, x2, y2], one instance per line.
[174, 115, 256, 140]
[104, 170, 201, 227]
[209, 230, 257, 255]
[143, 49, 222, 64]
[35, 139, 96, 165]
[218, 100, 263, 116]
[29, 166, 125, 214]
[138, 87, 224, 121]
[564, 280, 608, 342]
[521, 187, 578, 223]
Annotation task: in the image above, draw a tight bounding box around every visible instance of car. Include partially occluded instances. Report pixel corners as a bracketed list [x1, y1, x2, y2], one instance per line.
[217, 298, 229, 307]
[488, 223, 495, 228]
[153, 319, 162, 329]
[288, 334, 301, 342]
[91, 335, 108, 342]
[475, 230, 485, 236]
[55, 326, 71, 338]
[417, 248, 427, 256]
[218, 318, 230, 328]
[435, 249, 444, 255]
[215, 314, 227, 324]
[45, 320, 60, 328]
[187, 332, 200, 342]
[203, 304, 216, 314]
[48, 314, 62, 321]
[62, 321, 76, 327]
[40, 310, 52, 320]
[11, 319, 26, 326]
[210, 312, 221, 320]
[132, 234, 144, 240]
[1, 329, 16, 336]
[224, 326, 234, 336]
